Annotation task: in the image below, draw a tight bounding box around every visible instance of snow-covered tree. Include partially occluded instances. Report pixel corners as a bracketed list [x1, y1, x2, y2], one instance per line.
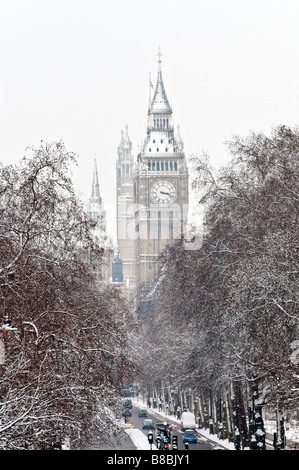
[134, 125, 299, 448]
[0, 142, 133, 449]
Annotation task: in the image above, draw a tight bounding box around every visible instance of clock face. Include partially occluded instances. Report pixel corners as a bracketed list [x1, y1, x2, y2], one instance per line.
[150, 179, 177, 206]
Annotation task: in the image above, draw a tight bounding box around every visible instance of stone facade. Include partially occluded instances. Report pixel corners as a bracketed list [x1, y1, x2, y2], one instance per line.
[115, 53, 189, 305]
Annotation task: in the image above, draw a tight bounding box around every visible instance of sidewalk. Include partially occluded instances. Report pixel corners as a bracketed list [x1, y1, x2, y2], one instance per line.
[132, 397, 299, 450]
[132, 396, 235, 450]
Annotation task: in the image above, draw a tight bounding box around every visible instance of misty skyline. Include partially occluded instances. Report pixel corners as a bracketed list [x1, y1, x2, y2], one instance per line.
[1, 0, 299, 242]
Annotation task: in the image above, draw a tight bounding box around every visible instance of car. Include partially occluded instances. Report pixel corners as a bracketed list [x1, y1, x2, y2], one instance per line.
[138, 409, 148, 418]
[122, 407, 132, 417]
[183, 428, 197, 444]
[123, 399, 132, 409]
[119, 389, 134, 397]
[180, 411, 196, 431]
[142, 419, 155, 430]
[156, 421, 171, 435]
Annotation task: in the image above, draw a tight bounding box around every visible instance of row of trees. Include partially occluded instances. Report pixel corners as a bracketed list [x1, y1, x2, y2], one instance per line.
[133, 125, 299, 449]
[0, 142, 133, 449]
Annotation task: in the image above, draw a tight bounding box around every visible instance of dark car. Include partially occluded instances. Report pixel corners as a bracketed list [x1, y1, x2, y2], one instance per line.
[120, 389, 134, 397]
[156, 421, 171, 434]
[122, 407, 132, 417]
[142, 419, 155, 430]
[124, 400, 132, 409]
[138, 409, 148, 418]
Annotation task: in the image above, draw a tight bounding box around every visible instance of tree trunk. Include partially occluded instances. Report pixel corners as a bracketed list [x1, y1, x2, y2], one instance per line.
[250, 379, 266, 450]
[276, 409, 285, 449]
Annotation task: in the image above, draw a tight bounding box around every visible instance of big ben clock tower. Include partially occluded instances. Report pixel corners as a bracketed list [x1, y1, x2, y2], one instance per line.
[134, 49, 189, 300]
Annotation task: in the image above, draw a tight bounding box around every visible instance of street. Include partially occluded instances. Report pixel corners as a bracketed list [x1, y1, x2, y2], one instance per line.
[126, 405, 226, 451]
[83, 402, 228, 451]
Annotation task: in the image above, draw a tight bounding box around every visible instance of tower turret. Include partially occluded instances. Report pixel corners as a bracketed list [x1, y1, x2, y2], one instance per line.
[135, 50, 189, 301]
[115, 125, 136, 302]
[115, 51, 189, 306]
[87, 158, 106, 232]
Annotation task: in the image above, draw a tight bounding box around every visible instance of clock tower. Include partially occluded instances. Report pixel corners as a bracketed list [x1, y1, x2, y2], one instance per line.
[134, 50, 189, 300]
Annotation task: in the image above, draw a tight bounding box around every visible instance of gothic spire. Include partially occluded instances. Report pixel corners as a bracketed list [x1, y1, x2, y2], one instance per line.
[91, 158, 101, 203]
[150, 48, 172, 115]
[118, 129, 125, 148]
[176, 124, 184, 151]
[86, 157, 106, 234]
[124, 124, 132, 149]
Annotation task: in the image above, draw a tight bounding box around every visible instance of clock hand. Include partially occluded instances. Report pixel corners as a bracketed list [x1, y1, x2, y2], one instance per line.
[160, 191, 171, 196]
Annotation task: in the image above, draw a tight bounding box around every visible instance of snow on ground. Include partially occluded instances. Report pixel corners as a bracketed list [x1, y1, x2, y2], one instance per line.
[121, 397, 298, 450]
[264, 419, 299, 447]
[124, 427, 157, 451]
[132, 396, 235, 450]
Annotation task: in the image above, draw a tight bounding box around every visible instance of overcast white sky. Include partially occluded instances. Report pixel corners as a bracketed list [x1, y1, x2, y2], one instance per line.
[1, 0, 299, 242]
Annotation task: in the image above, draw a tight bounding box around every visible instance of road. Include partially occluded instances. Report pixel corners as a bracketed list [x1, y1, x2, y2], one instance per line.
[128, 406, 226, 451]
[83, 404, 227, 450]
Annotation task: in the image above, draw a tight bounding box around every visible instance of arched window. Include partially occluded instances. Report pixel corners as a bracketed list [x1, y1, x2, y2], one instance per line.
[157, 162, 160, 171]
[161, 161, 164, 171]
[174, 161, 177, 171]
[170, 161, 173, 171]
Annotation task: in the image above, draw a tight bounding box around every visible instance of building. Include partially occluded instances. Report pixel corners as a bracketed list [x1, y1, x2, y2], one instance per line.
[87, 158, 106, 234]
[112, 248, 123, 283]
[86, 159, 112, 287]
[115, 125, 136, 301]
[115, 51, 189, 305]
